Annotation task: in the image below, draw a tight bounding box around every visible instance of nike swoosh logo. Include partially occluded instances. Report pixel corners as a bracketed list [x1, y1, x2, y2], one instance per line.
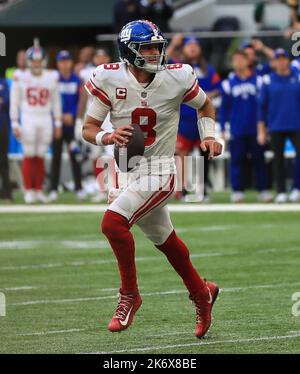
[207, 288, 213, 304]
[119, 306, 133, 326]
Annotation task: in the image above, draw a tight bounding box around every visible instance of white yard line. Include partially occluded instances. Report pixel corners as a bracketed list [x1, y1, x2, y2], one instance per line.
[9, 290, 185, 306]
[9, 281, 300, 307]
[147, 331, 190, 337]
[16, 328, 85, 336]
[1, 204, 300, 213]
[1, 286, 126, 293]
[95, 332, 300, 354]
[0, 252, 229, 271]
[1, 286, 36, 291]
[0, 240, 109, 251]
[177, 225, 239, 233]
[5, 281, 294, 296]
[14, 329, 300, 351]
[257, 247, 299, 254]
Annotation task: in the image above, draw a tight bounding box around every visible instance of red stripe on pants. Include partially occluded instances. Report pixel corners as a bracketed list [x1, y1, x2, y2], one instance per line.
[129, 175, 175, 225]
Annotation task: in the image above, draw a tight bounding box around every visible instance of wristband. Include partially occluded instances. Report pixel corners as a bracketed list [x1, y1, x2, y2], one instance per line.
[198, 117, 215, 139]
[74, 118, 83, 141]
[95, 131, 109, 146]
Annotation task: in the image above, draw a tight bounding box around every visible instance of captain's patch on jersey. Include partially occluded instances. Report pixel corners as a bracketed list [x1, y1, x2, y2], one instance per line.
[116, 88, 127, 100]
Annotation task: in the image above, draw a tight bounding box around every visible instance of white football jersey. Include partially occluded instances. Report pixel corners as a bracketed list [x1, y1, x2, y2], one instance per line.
[80, 65, 113, 134]
[13, 68, 28, 81]
[10, 69, 61, 124]
[79, 65, 94, 85]
[85, 62, 206, 174]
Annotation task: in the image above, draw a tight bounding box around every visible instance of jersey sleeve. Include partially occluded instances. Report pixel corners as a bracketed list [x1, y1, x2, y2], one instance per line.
[257, 75, 270, 123]
[50, 77, 62, 127]
[9, 77, 21, 125]
[85, 65, 112, 109]
[86, 97, 110, 122]
[50, 69, 60, 81]
[181, 64, 207, 109]
[220, 79, 231, 131]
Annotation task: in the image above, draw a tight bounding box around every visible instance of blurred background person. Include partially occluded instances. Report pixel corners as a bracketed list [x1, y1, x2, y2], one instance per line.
[0, 75, 12, 201]
[5, 49, 27, 84]
[165, 33, 183, 64]
[77, 48, 111, 116]
[140, 0, 173, 32]
[241, 39, 274, 76]
[168, 35, 221, 202]
[49, 50, 84, 202]
[258, 48, 300, 203]
[10, 44, 62, 204]
[113, 0, 141, 33]
[220, 49, 271, 203]
[74, 46, 95, 76]
[76, 48, 115, 203]
[285, 0, 300, 36]
[5, 49, 28, 160]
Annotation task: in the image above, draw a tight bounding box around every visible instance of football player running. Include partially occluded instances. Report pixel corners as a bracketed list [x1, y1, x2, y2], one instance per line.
[10, 44, 62, 204]
[82, 20, 222, 338]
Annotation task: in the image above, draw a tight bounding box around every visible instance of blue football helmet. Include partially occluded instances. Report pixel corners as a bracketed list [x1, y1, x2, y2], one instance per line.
[26, 46, 46, 61]
[118, 20, 168, 73]
[26, 40, 47, 73]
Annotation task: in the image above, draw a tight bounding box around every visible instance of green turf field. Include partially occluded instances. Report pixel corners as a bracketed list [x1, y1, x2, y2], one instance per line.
[0, 210, 300, 353]
[1, 189, 270, 204]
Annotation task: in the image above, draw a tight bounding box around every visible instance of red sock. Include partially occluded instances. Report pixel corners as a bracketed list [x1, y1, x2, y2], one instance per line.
[22, 157, 35, 190]
[101, 210, 138, 294]
[156, 230, 208, 298]
[94, 159, 106, 192]
[94, 159, 103, 177]
[34, 157, 45, 191]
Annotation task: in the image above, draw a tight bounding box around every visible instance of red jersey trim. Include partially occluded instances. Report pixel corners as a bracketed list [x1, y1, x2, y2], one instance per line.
[85, 80, 111, 107]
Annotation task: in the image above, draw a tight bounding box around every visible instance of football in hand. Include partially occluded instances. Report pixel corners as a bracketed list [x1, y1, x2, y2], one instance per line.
[114, 125, 145, 172]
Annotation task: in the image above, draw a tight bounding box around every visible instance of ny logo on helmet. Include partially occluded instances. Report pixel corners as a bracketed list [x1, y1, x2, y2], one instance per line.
[120, 28, 132, 43]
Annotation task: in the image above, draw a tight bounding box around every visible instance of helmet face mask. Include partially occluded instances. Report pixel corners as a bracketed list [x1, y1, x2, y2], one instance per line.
[118, 20, 168, 73]
[128, 40, 168, 73]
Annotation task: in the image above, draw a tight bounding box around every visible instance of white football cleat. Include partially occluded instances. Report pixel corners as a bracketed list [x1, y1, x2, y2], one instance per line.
[184, 194, 203, 203]
[231, 191, 245, 203]
[76, 189, 87, 201]
[258, 190, 273, 203]
[91, 192, 107, 203]
[289, 189, 300, 203]
[274, 193, 288, 204]
[202, 195, 211, 204]
[48, 190, 58, 202]
[24, 190, 36, 204]
[184, 194, 211, 203]
[36, 191, 49, 204]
